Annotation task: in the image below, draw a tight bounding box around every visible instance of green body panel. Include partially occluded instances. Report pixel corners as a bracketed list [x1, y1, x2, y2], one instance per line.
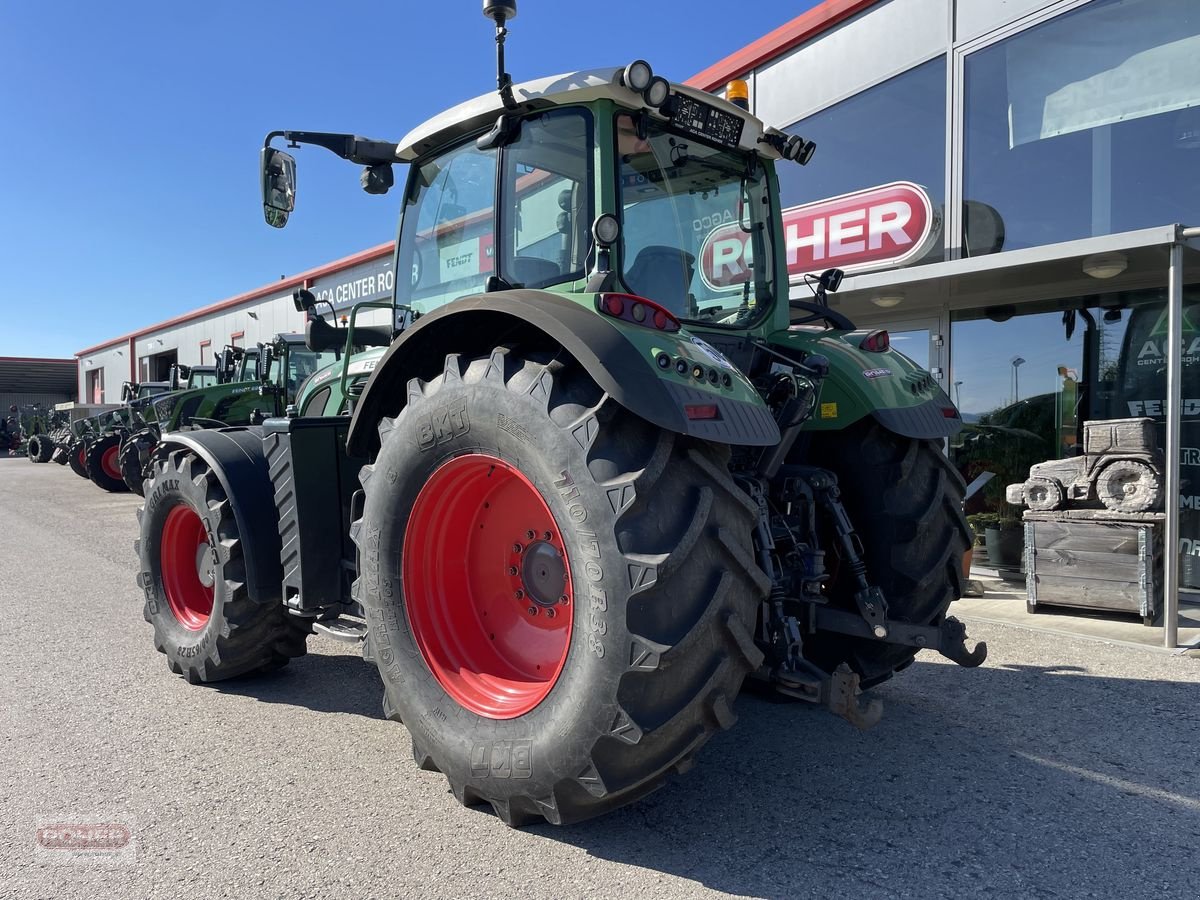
[767, 327, 943, 431]
[155, 380, 281, 432]
[295, 347, 388, 416]
[540, 283, 763, 407]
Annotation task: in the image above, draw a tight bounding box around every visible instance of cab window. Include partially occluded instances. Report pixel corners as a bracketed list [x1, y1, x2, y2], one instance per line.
[500, 110, 593, 288]
[396, 142, 497, 314]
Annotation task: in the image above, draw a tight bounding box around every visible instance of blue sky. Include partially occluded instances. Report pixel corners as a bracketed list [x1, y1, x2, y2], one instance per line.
[0, 1, 816, 358]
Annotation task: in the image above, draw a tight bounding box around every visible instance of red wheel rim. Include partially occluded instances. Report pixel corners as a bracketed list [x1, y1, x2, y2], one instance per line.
[77, 446, 87, 468]
[159, 504, 215, 631]
[403, 454, 574, 719]
[101, 444, 121, 480]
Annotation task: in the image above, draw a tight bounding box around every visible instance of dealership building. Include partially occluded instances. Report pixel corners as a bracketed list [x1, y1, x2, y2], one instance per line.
[76, 0, 1199, 639]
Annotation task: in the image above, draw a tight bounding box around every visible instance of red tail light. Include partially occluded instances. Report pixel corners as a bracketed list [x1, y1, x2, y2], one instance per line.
[684, 403, 720, 420]
[596, 293, 681, 332]
[859, 329, 890, 352]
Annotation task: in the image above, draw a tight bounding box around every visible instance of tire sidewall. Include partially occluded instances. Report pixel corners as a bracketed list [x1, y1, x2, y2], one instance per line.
[361, 375, 629, 798]
[140, 468, 231, 662]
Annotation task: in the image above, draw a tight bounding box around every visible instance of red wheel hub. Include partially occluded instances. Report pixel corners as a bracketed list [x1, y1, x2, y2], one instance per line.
[101, 444, 121, 480]
[160, 504, 215, 631]
[403, 454, 574, 719]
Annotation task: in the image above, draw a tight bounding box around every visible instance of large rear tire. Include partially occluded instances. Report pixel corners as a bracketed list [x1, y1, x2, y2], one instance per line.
[27, 435, 53, 463]
[805, 419, 969, 687]
[136, 449, 309, 682]
[352, 348, 767, 825]
[87, 435, 129, 492]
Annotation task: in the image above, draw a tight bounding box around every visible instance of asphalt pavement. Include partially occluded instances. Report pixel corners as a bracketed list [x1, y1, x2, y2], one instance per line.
[2, 454, 1199, 899]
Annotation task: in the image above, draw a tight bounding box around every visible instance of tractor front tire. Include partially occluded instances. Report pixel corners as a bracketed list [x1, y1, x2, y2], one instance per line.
[352, 348, 767, 825]
[67, 441, 90, 478]
[87, 435, 129, 492]
[136, 449, 309, 682]
[805, 419, 970, 687]
[120, 431, 156, 496]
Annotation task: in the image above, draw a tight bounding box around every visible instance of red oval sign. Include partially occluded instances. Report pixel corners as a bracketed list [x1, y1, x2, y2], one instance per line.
[698, 181, 940, 291]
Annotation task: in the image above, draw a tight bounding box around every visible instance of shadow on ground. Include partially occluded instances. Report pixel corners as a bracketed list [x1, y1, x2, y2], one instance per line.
[209, 644, 1199, 898]
[534, 661, 1200, 898]
[212, 644, 385, 720]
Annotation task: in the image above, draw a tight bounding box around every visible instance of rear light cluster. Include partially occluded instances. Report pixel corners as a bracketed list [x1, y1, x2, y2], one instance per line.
[597, 293, 681, 333]
[655, 352, 733, 388]
[858, 329, 890, 352]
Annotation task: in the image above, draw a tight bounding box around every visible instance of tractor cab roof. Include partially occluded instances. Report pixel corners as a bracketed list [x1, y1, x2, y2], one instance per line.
[394, 67, 777, 163]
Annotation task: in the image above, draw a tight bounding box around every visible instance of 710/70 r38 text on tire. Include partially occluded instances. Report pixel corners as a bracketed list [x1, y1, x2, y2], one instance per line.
[352, 347, 769, 826]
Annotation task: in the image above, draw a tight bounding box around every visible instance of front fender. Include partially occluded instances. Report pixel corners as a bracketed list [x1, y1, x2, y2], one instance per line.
[346, 291, 780, 456]
[152, 427, 282, 606]
[769, 328, 962, 439]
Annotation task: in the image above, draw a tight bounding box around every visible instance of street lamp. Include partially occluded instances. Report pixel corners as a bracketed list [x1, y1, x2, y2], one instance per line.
[953, 380, 963, 408]
[1011, 356, 1026, 403]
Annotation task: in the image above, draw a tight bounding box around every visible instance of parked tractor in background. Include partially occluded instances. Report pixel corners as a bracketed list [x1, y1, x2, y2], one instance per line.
[138, 2, 985, 827]
[1006, 417, 1164, 513]
[23, 406, 72, 463]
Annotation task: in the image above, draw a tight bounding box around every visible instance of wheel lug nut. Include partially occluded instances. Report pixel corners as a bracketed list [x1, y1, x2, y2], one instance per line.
[525, 530, 536, 540]
[543, 531, 552, 541]
[514, 589, 524, 599]
[527, 606, 538, 616]
[512, 543, 523, 553]
[545, 608, 556, 619]
[508, 566, 518, 576]
[559, 595, 569, 605]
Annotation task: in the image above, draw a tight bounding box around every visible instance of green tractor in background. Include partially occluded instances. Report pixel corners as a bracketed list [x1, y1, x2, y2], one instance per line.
[138, 2, 984, 827]
[120, 325, 387, 496]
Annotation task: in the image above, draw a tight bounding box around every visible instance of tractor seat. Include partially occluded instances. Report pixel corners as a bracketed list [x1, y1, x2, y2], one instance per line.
[510, 256, 560, 288]
[624, 245, 696, 317]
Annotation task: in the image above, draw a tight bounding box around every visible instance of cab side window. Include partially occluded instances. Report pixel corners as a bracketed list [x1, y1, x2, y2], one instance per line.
[500, 110, 593, 289]
[397, 143, 497, 313]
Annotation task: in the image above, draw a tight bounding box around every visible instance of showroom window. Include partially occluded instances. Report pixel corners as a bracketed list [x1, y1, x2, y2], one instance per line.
[777, 57, 947, 267]
[950, 287, 1200, 590]
[962, 0, 1200, 255]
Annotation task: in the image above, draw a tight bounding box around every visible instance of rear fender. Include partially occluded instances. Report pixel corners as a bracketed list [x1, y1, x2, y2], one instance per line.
[769, 328, 962, 439]
[151, 428, 282, 606]
[346, 290, 780, 457]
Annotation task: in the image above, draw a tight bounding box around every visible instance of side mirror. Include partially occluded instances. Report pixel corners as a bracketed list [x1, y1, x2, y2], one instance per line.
[169, 366, 181, 392]
[255, 344, 273, 382]
[819, 268, 844, 294]
[120, 382, 135, 403]
[261, 147, 297, 228]
[293, 288, 317, 314]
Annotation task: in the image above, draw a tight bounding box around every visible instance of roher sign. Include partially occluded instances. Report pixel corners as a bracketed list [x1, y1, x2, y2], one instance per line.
[699, 181, 940, 291]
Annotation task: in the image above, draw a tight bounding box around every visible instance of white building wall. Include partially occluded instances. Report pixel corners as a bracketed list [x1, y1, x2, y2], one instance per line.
[754, 0, 950, 126]
[78, 345, 128, 403]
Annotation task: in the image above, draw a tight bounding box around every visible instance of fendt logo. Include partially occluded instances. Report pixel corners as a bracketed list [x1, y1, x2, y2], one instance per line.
[698, 182, 940, 291]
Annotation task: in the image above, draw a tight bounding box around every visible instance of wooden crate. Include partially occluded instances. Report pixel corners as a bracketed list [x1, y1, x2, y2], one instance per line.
[1023, 512, 1164, 623]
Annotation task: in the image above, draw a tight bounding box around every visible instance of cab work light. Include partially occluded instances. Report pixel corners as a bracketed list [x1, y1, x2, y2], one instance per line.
[596, 293, 681, 332]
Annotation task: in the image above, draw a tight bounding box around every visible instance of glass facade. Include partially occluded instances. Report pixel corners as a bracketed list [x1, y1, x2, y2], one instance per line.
[778, 57, 946, 266]
[963, 0, 1200, 254]
[950, 288, 1200, 592]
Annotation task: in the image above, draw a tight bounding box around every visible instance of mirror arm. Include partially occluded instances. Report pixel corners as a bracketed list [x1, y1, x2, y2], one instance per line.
[267, 130, 399, 166]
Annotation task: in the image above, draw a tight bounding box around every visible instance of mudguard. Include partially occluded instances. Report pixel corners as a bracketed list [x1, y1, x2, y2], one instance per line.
[152, 427, 283, 606]
[346, 290, 780, 457]
[769, 328, 962, 440]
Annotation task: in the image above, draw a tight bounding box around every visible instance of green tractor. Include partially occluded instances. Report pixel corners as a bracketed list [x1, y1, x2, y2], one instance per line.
[24, 405, 71, 464]
[137, 2, 984, 826]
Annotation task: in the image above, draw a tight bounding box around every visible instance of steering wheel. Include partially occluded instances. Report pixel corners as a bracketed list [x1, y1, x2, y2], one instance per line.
[788, 300, 855, 331]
